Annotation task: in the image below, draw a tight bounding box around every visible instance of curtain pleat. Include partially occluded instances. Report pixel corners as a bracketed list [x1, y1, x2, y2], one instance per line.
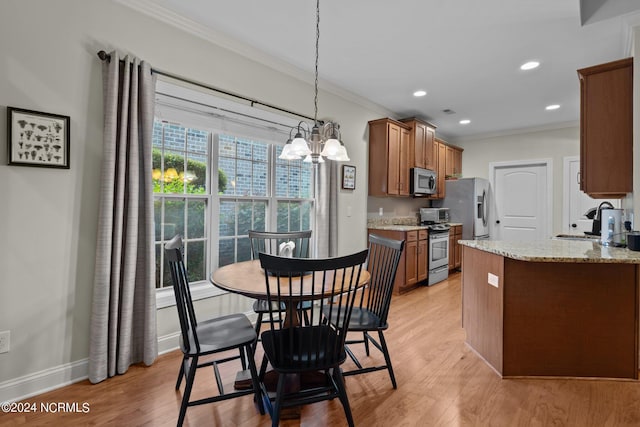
[89, 51, 157, 384]
[316, 161, 339, 257]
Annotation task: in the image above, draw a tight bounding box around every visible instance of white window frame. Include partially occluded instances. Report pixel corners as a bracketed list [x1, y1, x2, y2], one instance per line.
[153, 85, 315, 308]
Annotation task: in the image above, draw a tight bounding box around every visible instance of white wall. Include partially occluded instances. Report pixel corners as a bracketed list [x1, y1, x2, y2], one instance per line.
[0, 0, 386, 400]
[456, 126, 580, 235]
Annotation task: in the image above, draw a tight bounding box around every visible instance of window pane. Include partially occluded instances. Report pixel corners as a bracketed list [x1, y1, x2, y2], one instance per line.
[186, 128, 208, 157]
[253, 162, 267, 196]
[164, 124, 186, 151]
[164, 199, 185, 238]
[237, 237, 251, 262]
[277, 202, 289, 232]
[186, 240, 205, 282]
[275, 164, 287, 197]
[187, 199, 206, 239]
[300, 166, 312, 198]
[237, 139, 252, 160]
[254, 201, 267, 231]
[219, 238, 234, 267]
[162, 149, 186, 194]
[219, 157, 236, 196]
[236, 159, 252, 196]
[152, 120, 163, 149]
[289, 167, 300, 197]
[219, 201, 236, 237]
[290, 202, 301, 231]
[301, 201, 311, 230]
[154, 199, 162, 241]
[186, 152, 207, 195]
[238, 201, 253, 236]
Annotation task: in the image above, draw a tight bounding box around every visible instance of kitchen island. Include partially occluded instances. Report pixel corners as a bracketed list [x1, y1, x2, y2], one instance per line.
[460, 239, 640, 380]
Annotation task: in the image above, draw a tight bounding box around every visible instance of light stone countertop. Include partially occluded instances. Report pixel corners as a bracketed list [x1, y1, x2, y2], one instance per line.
[368, 222, 463, 232]
[460, 239, 640, 264]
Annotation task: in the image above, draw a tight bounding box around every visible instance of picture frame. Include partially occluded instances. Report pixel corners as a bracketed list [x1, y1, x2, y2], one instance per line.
[342, 164, 356, 190]
[7, 107, 70, 169]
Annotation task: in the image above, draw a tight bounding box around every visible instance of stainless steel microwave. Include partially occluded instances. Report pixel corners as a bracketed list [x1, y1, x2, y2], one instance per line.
[410, 167, 437, 196]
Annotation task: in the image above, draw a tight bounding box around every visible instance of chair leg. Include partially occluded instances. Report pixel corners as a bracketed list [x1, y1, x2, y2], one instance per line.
[175, 355, 186, 389]
[333, 368, 355, 427]
[378, 330, 397, 389]
[246, 343, 265, 415]
[271, 372, 286, 427]
[177, 355, 198, 427]
[259, 354, 269, 380]
[363, 331, 370, 356]
[239, 346, 247, 371]
[253, 312, 263, 354]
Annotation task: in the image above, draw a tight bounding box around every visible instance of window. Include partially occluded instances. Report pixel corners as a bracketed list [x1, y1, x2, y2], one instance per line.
[152, 92, 314, 301]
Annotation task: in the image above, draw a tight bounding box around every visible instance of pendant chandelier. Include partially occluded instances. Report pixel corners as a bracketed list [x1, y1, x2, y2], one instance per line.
[279, 0, 349, 164]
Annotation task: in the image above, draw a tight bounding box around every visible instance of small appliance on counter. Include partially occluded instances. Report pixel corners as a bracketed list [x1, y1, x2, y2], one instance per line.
[600, 208, 626, 247]
[420, 207, 449, 224]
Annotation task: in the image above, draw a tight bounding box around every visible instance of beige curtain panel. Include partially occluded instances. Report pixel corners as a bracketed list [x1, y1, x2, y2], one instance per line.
[89, 51, 158, 384]
[316, 161, 339, 257]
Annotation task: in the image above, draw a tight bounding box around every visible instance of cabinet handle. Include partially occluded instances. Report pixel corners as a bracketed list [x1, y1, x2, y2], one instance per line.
[577, 172, 580, 185]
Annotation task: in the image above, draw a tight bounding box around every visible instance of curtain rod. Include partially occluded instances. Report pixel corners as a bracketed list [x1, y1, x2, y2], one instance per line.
[96, 50, 316, 123]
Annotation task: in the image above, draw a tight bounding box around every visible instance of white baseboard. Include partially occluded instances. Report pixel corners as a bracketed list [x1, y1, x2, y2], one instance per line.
[0, 312, 259, 403]
[0, 358, 89, 403]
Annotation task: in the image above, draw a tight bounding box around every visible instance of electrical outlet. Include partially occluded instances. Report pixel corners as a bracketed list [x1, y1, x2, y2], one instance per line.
[0, 331, 10, 354]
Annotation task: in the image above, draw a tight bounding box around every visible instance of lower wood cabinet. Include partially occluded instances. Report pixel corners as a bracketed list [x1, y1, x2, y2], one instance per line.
[449, 225, 462, 271]
[367, 228, 428, 294]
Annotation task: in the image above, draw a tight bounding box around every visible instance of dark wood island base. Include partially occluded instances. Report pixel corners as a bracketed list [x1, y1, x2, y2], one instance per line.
[462, 243, 639, 380]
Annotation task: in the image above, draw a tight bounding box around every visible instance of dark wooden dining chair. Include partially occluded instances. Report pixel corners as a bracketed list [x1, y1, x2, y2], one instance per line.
[248, 230, 313, 346]
[165, 235, 264, 426]
[324, 233, 405, 388]
[258, 249, 369, 427]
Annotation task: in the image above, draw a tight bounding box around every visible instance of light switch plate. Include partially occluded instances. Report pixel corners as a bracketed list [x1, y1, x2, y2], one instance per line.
[0, 330, 10, 353]
[488, 273, 499, 288]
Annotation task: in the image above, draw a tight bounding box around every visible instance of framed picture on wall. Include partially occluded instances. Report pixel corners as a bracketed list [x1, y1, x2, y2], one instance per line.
[7, 107, 70, 169]
[342, 165, 356, 190]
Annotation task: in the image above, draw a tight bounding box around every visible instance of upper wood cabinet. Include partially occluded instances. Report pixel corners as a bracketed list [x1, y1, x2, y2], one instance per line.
[445, 144, 463, 179]
[435, 139, 447, 199]
[577, 58, 633, 198]
[368, 118, 412, 196]
[400, 118, 436, 171]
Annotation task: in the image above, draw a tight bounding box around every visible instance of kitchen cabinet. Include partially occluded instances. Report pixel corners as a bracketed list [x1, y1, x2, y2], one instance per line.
[400, 118, 436, 171]
[435, 139, 447, 199]
[577, 57, 632, 198]
[368, 118, 412, 196]
[445, 145, 463, 179]
[367, 228, 428, 294]
[449, 225, 462, 271]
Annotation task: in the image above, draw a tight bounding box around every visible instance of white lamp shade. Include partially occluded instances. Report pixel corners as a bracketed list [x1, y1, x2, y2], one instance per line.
[279, 143, 302, 160]
[328, 144, 350, 161]
[320, 138, 341, 156]
[291, 137, 312, 156]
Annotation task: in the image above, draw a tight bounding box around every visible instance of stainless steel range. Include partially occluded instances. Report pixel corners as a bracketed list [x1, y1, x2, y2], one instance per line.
[420, 208, 451, 286]
[424, 223, 450, 286]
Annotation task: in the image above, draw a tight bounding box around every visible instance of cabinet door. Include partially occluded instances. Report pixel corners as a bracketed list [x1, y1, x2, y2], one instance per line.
[578, 58, 632, 197]
[454, 227, 463, 269]
[425, 126, 436, 171]
[399, 127, 411, 196]
[436, 142, 447, 199]
[417, 238, 428, 282]
[445, 145, 454, 178]
[413, 122, 426, 169]
[387, 123, 401, 195]
[453, 148, 462, 177]
[405, 240, 418, 286]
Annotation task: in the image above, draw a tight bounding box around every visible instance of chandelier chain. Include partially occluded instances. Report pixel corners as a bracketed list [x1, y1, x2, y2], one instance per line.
[314, 0, 320, 125]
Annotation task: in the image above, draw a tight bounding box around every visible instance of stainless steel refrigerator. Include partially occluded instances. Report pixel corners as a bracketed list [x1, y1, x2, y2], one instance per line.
[433, 177, 490, 240]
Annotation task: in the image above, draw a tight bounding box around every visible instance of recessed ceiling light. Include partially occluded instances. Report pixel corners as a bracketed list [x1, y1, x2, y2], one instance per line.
[545, 104, 560, 110]
[520, 61, 540, 71]
[459, 119, 471, 125]
[413, 90, 427, 97]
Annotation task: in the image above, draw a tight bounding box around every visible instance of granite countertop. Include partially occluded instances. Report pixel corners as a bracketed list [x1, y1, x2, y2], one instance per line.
[460, 239, 640, 264]
[368, 222, 463, 232]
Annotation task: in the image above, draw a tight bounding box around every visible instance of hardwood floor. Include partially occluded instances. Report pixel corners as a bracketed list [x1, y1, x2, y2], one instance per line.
[4, 272, 640, 426]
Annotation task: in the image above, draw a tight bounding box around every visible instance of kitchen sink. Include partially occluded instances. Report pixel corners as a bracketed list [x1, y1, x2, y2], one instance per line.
[553, 234, 600, 242]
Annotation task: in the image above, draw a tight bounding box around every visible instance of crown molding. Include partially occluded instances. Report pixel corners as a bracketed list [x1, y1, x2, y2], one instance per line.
[622, 11, 640, 56]
[452, 120, 579, 144]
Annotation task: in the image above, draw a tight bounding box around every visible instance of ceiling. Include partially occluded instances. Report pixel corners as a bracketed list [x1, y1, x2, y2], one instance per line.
[124, 0, 640, 142]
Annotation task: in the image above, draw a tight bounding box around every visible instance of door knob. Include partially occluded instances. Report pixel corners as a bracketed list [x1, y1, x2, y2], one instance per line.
[496, 220, 500, 224]
[571, 223, 577, 228]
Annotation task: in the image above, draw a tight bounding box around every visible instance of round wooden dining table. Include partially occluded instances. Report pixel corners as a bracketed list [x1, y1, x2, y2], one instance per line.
[211, 259, 371, 327]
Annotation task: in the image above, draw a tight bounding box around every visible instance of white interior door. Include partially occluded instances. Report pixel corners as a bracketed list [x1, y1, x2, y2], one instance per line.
[564, 157, 619, 234]
[492, 161, 551, 241]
